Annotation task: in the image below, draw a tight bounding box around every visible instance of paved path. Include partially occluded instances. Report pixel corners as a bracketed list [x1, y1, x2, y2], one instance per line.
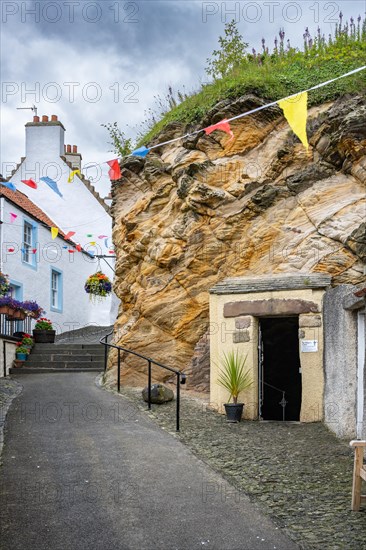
[0, 373, 298, 550]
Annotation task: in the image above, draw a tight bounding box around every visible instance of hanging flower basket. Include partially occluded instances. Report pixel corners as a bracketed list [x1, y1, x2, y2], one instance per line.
[84, 271, 112, 302]
[0, 272, 10, 296]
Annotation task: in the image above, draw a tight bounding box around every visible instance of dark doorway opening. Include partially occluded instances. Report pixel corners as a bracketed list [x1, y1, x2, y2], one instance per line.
[259, 317, 302, 421]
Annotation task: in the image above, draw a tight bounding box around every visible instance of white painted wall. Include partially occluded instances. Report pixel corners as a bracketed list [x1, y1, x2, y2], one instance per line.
[0, 338, 17, 377]
[7, 118, 117, 327]
[1, 198, 113, 332]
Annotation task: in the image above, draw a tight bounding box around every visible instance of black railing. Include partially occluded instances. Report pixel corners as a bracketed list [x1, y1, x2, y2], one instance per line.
[0, 314, 32, 338]
[100, 331, 186, 431]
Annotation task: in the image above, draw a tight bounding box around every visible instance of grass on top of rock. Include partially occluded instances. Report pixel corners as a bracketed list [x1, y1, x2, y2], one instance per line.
[137, 15, 366, 146]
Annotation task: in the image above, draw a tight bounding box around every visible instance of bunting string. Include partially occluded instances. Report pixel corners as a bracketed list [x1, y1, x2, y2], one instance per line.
[2, 65, 365, 197]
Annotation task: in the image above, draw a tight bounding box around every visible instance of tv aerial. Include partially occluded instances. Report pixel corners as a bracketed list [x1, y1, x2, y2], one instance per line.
[16, 104, 38, 116]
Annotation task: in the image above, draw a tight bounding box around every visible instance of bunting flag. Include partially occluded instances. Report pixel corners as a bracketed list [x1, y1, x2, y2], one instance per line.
[104, 238, 109, 248]
[107, 159, 122, 181]
[40, 176, 63, 198]
[76, 244, 82, 252]
[64, 231, 76, 241]
[132, 146, 149, 158]
[109, 250, 115, 254]
[9, 213, 17, 223]
[90, 241, 96, 246]
[62, 246, 68, 249]
[204, 119, 234, 141]
[68, 250, 75, 254]
[8, 248, 15, 252]
[278, 92, 309, 150]
[86, 233, 93, 237]
[1, 181, 17, 192]
[51, 227, 59, 240]
[22, 179, 37, 189]
[67, 169, 81, 183]
[98, 235, 108, 239]
[32, 249, 37, 254]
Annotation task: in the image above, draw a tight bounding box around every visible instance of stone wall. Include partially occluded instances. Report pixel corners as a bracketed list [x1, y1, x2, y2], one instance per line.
[323, 285, 358, 438]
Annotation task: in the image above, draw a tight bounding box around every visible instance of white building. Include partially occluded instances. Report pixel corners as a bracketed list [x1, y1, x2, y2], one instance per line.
[1, 114, 117, 330]
[0, 185, 110, 333]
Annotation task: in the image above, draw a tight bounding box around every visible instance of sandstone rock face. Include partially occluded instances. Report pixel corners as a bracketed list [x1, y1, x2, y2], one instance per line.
[107, 94, 366, 388]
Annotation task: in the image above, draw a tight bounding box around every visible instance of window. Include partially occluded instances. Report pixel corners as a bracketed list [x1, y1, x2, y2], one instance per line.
[23, 222, 32, 263]
[22, 218, 37, 269]
[50, 269, 63, 312]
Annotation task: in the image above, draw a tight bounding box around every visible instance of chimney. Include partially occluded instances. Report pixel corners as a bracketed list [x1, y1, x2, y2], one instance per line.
[64, 144, 82, 170]
[25, 114, 65, 159]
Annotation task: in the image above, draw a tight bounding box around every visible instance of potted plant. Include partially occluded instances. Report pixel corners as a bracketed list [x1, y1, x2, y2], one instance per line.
[84, 271, 112, 302]
[217, 350, 253, 423]
[16, 345, 29, 361]
[0, 295, 16, 316]
[22, 301, 44, 319]
[21, 334, 34, 352]
[33, 318, 56, 343]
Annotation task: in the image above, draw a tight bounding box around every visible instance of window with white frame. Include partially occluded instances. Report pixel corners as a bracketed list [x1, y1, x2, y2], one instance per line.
[23, 221, 32, 264]
[50, 269, 62, 311]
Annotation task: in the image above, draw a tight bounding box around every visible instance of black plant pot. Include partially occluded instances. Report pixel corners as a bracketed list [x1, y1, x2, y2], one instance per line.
[33, 330, 56, 343]
[224, 403, 244, 423]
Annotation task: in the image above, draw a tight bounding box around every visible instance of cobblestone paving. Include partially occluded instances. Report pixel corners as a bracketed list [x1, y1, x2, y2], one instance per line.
[0, 378, 22, 458]
[110, 385, 366, 550]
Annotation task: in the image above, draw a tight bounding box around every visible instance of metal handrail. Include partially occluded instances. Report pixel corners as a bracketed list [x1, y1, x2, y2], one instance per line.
[263, 381, 287, 421]
[100, 330, 186, 431]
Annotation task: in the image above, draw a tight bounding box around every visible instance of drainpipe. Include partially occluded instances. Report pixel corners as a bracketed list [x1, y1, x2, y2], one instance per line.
[0, 197, 4, 272]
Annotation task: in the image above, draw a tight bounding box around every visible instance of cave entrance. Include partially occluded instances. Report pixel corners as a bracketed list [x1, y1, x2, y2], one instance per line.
[258, 317, 302, 421]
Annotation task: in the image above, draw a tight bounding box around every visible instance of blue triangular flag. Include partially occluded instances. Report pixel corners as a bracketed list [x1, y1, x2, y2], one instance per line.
[132, 146, 149, 158]
[1, 181, 17, 192]
[104, 238, 109, 248]
[62, 246, 68, 249]
[40, 176, 63, 198]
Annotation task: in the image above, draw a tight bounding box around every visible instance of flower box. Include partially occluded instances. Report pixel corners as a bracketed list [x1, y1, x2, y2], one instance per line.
[33, 329, 56, 343]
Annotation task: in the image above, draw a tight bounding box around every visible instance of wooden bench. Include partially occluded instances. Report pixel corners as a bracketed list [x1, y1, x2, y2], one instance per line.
[350, 440, 366, 511]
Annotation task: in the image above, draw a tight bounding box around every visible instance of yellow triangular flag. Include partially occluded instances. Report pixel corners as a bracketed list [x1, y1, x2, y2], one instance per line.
[68, 169, 81, 183]
[278, 92, 309, 150]
[90, 241, 96, 246]
[51, 227, 59, 240]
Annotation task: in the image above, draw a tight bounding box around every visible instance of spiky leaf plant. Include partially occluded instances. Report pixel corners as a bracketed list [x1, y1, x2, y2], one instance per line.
[217, 350, 253, 404]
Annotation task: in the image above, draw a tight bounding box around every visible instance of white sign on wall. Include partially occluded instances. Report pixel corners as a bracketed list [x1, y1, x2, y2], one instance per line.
[301, 340, 318, 353]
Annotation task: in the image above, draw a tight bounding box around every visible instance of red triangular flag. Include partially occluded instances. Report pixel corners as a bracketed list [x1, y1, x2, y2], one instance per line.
[21, 179, 38, 189]
[204, 119, 234, 141]
[68, 250, 75, 254]
[64, 231, 76, 241]
[76, 244, 82, 252]
[107, 159, 121, 181]
[8, 248, 15, 252]
[32, 249, 37, 254]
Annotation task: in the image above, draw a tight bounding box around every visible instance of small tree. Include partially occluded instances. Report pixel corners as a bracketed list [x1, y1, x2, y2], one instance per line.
[205, 20, 249, 80]
[101, 122, 133, 157]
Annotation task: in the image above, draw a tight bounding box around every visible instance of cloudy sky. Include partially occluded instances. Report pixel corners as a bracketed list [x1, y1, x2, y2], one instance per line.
[1, 0, 364, 195]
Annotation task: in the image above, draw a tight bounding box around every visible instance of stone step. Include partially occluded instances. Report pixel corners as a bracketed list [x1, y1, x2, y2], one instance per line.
[30, 350, 104, 361]
[26, 355, 104, 363]
[18, 361, 105, 370]
[32, 344, 103, 351]
[10, 367, 103, 374]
